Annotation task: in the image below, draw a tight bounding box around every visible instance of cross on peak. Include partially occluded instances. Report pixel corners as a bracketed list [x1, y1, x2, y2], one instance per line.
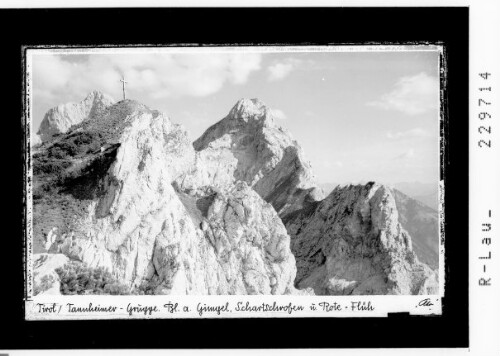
[120, 76, 128, 100]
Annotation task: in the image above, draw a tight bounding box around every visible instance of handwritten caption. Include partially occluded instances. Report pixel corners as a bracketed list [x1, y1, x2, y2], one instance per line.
[34, 300, 376, 317]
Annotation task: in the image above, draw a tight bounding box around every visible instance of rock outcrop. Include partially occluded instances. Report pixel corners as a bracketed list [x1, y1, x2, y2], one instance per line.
[32, 253, 69, 295]
[170, 181, 297, 295]
[37, 91, 115, 142]
[284, 183, 438, 295]
[32, 97, 297, 295]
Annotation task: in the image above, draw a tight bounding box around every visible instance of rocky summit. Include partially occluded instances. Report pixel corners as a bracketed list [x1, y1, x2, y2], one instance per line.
[192, 98, 325, 216]
[31, 92, 439, 296]
[284, 183, 438, 295]
[37, 91, 115, 143]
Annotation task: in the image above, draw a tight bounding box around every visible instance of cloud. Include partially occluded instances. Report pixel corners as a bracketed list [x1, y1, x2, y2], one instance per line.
[271, 108, 287, 120]
[395, 148, 416, 160]
[267, 58, 301, 81]
[386, 128, 431, 140]
[367, 72, 439, 116]
[31, 52, 262, 102]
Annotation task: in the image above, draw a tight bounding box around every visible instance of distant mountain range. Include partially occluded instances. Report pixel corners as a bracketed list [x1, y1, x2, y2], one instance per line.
[320, 182, 439, 211]
[392, 189, 439, 269]
[393, 182, 439, 211]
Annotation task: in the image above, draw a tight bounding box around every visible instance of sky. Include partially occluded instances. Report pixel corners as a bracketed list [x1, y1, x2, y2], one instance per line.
[29, 47, 441, 185]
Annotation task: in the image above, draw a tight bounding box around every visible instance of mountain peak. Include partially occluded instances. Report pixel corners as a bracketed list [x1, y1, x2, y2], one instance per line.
[228, 98, 273, 123]
[285, 180, 438, 295]
[37, 91, 115, 142]
[191, 97, 321, 216]
[84, 90, 115, 104]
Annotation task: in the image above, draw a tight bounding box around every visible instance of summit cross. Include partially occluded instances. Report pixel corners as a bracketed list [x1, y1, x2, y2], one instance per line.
[120, 76, 128, 100]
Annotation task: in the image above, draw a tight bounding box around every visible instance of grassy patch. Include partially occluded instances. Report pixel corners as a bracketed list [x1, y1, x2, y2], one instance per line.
[33, 100, 150, 199]
[55, 261, 130, 295]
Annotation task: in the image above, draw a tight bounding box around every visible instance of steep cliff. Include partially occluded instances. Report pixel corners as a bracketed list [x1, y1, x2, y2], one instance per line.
[284, 183, 438, 295]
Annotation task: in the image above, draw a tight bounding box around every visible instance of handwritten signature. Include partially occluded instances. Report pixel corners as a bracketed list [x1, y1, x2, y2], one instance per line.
[417, 298, 434, 307]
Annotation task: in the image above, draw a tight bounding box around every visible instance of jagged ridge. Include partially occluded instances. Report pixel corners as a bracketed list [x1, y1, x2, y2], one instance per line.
[285, 183, 438, 295]
[32, 94, 439, 296]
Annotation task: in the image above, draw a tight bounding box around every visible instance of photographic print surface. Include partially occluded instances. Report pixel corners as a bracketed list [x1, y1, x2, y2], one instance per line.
[25, 45, 444, 319]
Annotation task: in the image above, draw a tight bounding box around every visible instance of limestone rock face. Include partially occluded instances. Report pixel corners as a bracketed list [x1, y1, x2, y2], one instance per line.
[35, 101, 180, 287]
[32, 97, 297, 295]
[174, 135, 238, 194]
[163, 122, 197, 183]
[192, 98, 325, 216]
[33, 253, 69, 295]
[37, 91, 115, 142]
[285, 183, 438, 295]
[168, 182, 297, 295]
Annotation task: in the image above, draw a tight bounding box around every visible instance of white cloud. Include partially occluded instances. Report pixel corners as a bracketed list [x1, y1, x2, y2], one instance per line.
[267, 58, 301, 81]
[32, 52, 262, 102]
[271, 108, 287, 120]
[267, 62, 293, 81]
[368, 72, 439, 116]
[386, 128, 431, 140]
[395, 148, 416, 160]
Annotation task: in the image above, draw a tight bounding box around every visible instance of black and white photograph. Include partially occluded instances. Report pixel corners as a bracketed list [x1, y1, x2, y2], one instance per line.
[26, 46, 443, 308]
[3, 3, 494, 353]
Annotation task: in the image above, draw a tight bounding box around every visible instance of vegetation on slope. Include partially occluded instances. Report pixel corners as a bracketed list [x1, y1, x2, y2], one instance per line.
[31, 100, 151, 253]
[55, 261, 130, 295]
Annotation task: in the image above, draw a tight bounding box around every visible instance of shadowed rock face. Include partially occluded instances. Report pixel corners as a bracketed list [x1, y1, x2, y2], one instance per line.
[284, 183, 438, 295]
